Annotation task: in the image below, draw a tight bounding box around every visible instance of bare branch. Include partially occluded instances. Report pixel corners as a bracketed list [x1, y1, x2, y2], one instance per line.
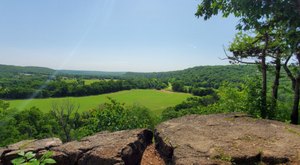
[50, 100, 80, 142]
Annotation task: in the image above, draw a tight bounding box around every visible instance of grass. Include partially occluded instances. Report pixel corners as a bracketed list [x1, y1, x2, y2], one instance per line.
[84, 79, 101, 85]
[8, 89, 192, 114]
[63, 78, 100, 85]
[63, 78, 118, 85]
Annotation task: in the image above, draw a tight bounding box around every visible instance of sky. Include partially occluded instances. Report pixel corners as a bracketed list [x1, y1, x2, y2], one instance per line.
[0, 0, 239, 72]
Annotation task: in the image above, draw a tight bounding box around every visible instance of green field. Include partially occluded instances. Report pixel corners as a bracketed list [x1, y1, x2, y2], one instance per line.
[8, 89, 191, 114]
[63, 78, 117, 85]
[63, 78, 101, 85]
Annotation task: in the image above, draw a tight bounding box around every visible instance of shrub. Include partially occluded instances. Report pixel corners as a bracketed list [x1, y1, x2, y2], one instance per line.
[91, 98, 156, 132]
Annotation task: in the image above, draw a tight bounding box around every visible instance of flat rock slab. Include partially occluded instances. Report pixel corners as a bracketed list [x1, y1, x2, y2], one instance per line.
[155, 113, 300, 165]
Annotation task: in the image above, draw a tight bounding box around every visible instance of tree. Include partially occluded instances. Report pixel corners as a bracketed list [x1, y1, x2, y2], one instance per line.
[0, 100, 9, 113]
[50, 100, 79, 142]
[228, 31, 269, 118]
[283, 55, 300, 124]
[92, 98, 154, 131]
[196, 0, 300, 123]
[172, 81, 184, 92]
[228, 28, 288, 118]
[267, 29, 289, 118]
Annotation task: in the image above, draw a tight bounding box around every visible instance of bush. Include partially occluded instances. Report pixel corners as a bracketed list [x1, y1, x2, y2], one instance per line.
[161, 95, 219, 121]
[190, 87, 215, 96]
[92, 98, 156, 132]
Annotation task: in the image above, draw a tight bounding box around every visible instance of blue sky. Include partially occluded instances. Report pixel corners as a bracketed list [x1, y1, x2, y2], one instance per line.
[0, 0, 238, 72]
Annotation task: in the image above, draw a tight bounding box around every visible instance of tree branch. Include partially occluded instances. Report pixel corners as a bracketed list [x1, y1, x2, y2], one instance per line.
[222, 45, 257, 64]
[283, 54, 296, 90]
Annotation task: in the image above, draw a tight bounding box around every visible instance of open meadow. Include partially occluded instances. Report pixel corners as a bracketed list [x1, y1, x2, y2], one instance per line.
[8, 89, 191, 114]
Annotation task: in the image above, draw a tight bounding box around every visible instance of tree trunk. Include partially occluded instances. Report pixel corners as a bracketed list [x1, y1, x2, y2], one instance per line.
[291, 54, 300, 124]
[261, 55, 267, 118]
[261, 33, 268, 119]
[270, 57, 281, 119]
[283, 55, 299, 124]
[291, 78, 300, 124]
[283, 55, 296, 90]
[63, 126, 71, 142]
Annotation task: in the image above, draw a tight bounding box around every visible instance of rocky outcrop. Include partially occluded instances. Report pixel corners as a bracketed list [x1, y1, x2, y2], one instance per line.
[2, 113, 300, 165]
[0, 129, 153, 165]
[155, 113, 300, 164]
[52, 129, 153, 165]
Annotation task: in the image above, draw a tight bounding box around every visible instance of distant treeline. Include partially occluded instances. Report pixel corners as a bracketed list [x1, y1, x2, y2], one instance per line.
[124, 65, 258, 88]
[0, 64, 260, 99]
[0, 64, 125, 77]
[0, 76, 167, 99]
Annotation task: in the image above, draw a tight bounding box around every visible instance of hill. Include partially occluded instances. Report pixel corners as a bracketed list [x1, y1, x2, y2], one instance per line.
[0, 64, 258, 85]
[57, 70, 125, 77]
[124, 65, 258, 88]
[0, 64, 125, 77]
[0, 64, 55, 75]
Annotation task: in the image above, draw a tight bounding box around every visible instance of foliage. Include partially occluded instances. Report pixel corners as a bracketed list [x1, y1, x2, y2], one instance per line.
[161, 95, 219, 121]
[124, 65, 257, 89]
[172, 81, 185, 92]
[0, 77, 168, 99]
[90, 98, 155, 132]
[212, 82, 246, 113]
[243, 77, 262, 117]
[0, 104, 60, 146]
[0, 98, 157, 146]
[11, 151, 56, 165]
[162, 78, 263, 121]
[195, 0, 300, 123]
[195, 0, 300, 32]
[190, 87, 215, 97]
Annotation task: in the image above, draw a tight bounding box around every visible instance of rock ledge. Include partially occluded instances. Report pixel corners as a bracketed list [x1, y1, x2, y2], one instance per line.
[1, 113, 300, 165]
[155, 113, 300, 164]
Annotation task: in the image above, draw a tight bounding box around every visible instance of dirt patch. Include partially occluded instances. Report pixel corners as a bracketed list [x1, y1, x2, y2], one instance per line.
[141, 144, 165, 165]
[159, 90, 175, 94]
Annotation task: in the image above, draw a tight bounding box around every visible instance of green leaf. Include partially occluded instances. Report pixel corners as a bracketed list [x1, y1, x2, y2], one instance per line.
[11, 157, 25, 165]
[42, 158, 56, 164]
[28, 158, 38, 162]
[40, 151, 53, 160]
[18, 151, 25, 156]
[24, 151, 36, 160]
[30, 161, 40, 165]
